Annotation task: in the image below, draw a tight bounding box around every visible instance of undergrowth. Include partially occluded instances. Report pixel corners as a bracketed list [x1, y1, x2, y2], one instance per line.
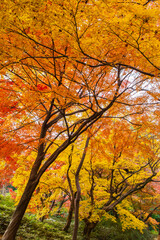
[0, 194, 157, 240]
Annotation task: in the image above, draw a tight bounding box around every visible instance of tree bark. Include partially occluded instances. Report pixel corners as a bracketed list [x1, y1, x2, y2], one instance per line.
[63, 146, 74, 232]
[2, 177, 39, 240]
[63, 197, 75, 232]
[83, 220, 98, 240]
[72, 136, 90, 240]
[56, 194, 67, 215]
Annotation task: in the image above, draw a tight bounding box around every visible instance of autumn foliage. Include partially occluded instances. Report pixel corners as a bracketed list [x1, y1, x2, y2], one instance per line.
[0, 0, 160, 240]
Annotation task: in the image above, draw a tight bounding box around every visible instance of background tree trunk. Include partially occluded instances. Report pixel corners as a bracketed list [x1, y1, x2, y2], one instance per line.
[83, 220, 98, 240]
[63, 197, 75, 232]
[72, 136, 90, 240]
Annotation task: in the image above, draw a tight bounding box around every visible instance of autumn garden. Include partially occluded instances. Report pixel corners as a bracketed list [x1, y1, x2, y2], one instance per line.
[0, 0, 160, 239]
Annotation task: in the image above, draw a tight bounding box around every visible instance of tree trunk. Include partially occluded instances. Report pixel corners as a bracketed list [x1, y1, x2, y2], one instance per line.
[72, 136, 90, 240]
[1, 184, 7, 196]
[56, 195, 67, 215]
[63, 197, 74, 232]
[72, 191, 80, 240]
[83, 220, 98, 240]
[2, 178, 39, 240]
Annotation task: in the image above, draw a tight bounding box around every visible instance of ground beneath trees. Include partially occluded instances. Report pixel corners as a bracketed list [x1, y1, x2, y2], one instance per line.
[0, 195, 157, 240]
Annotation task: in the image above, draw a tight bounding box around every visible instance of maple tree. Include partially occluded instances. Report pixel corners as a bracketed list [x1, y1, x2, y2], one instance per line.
[11, 118, 160, 239]
[0, 0, 160, 239]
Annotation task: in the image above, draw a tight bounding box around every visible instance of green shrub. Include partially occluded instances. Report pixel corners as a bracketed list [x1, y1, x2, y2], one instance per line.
[0, 194, 15, 208]
[90, 219, 154, 240]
